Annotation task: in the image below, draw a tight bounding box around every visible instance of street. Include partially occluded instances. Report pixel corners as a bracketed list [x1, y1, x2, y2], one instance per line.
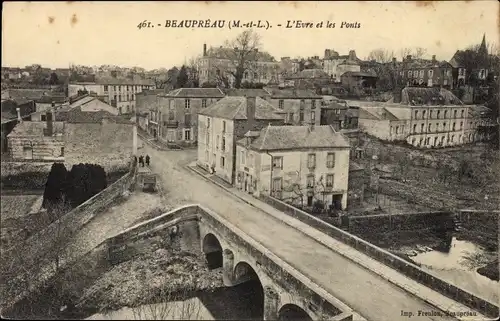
[140, 140, 459, 321]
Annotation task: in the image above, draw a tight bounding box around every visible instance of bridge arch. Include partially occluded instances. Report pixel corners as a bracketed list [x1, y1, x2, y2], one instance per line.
[278, 304, 313, 321]
[233, 261, 264, 319]
[202, 233, 223, 269]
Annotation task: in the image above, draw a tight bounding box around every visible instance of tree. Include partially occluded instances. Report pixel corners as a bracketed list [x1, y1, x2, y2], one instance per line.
[399, 47, 428, 60]
[65, 163, 107, 208]
[366, 49, 394, 63]
[176, 66, 189, 89]
[49, 72, 60, 85]
[215, 30, 261, 88]
[42, 163, 69, 211]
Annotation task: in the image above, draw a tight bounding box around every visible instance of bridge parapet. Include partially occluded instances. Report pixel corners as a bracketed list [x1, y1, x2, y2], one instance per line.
[198, 205, 357, 321]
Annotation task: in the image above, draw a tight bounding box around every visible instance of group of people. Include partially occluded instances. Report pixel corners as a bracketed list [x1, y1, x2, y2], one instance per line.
[136, 154, 150, 167]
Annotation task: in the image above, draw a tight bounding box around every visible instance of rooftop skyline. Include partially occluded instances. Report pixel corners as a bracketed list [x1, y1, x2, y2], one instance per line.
[2, 1, 499, 70]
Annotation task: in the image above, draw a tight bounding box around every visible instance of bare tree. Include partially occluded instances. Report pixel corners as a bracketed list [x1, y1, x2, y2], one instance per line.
[213, 30, 262, 88]
[366, 49, 395, 63]
[400, 47, 428, 60]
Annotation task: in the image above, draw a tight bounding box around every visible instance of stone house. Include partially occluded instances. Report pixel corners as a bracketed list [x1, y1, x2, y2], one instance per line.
[1, 99, 37, 154]
[400, 55, 454, 89]
[197, 96, 284, 184]
[266, 88, 323, 126]
[156, 88, 225, 145]
[7, 110, 65, 161]
[323, 50, 362, 83]
[235, 124, 351, 210]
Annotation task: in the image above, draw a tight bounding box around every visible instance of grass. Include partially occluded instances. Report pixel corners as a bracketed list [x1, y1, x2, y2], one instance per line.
[0, 195, 40, 220]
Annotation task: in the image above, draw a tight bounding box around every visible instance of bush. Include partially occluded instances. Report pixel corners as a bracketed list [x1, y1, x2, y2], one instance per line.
[312, 200, 325, 214]
[42, 163, 68, 210]
[64, 163, 108, 208]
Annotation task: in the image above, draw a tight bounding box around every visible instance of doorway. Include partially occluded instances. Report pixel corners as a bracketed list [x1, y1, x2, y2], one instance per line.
[332, 194, 343, 210]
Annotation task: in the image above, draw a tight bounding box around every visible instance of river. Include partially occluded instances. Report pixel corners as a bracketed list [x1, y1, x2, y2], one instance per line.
[410, 236, 498, 303]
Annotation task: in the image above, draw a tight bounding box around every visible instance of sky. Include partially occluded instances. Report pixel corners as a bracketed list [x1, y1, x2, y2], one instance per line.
[2, 1, 499, 70]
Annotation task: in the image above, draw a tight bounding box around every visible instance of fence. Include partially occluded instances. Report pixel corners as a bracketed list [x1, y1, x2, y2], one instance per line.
[260, 194, 499, 318]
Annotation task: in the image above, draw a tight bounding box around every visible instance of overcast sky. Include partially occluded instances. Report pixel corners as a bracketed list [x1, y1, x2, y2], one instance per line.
[2, 1, 498, 70]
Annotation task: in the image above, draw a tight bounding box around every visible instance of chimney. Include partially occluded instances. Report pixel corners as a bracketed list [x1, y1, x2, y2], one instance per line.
[46, 110, 53, 136]
[406, 55, 412, 61]
[349, 50, 357, 60]
[392, 57, 396, 64]
[324, 49, 331, 59]
[393, 87, 402, 104]
[245, 96, 256, 131]
[432, 55, 436, 62]
[16, 108, 22, 122]
[203, 43, 207, 57]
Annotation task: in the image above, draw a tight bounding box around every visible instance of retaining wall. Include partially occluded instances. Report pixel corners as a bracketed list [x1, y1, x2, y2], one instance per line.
[260, 194, 499, 318]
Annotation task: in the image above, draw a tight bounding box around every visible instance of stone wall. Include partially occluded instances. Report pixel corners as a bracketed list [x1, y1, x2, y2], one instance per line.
[345, 211, 454, 234]
[259, 194, 499, 318]
[1, 161, 53, 190]
[458, 210, 499, 249]
[1, 161, 137, 309]
[9, 136, 64, 161]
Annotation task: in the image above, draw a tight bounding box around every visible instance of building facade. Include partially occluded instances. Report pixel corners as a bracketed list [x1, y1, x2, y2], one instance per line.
[197, 96, 284, 184]
[323, 50, 362, 83]
[68, 78, 155, 114]
[266, 88, 323, 126]
[196, 44, 281, 87]
[400, 55, 454, 89]
[154, 88, 225, 145]
[235, 125, 351, 210]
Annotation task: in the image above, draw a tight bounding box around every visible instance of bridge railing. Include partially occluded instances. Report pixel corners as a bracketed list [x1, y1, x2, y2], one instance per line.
[260, 194, 499, 318]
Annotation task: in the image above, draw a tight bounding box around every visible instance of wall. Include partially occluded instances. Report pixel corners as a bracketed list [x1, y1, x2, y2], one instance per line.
[358, 118, 391, 140]
[9, 135, 64, 161]
[0, 161, 53, 190]
[259, 194, 499, 318]
[64, 122, 133, 171]
[267, 98, 322, 125]
[1, 161, 137, 309]
[79, 99, 119, 115]
[136, 92, 158, 114]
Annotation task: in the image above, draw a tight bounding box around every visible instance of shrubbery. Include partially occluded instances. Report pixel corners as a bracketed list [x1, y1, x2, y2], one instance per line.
[42, 163, 108, 210]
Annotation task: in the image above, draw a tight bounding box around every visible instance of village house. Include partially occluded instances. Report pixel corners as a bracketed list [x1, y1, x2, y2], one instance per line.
[7, 110, 65, 161]
[31, 95, 118, 121]
[1, 99, 37, 154]
[235, 124, 351, 210]
[197, 96, 284, 184]
[340, 71, 378, 94]
[284, 69, 331, 90]
[323, 50, 362, 83]
[197, 44, 281, 87]
[357, 87, 495, 148]
[68, 77, 155, 114]
[266, 88, 323, 126]
[400, 55, 454, 89]
[155, 88, 225, 145]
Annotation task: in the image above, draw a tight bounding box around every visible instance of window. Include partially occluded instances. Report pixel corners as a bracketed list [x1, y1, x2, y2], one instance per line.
[278, 100, 284, 109]
[299, 112, 304, 122]
[420, 123, 424, 132]
[437, 110, 441, 119]
[206, 132, 210, 145]
[311, 111, 315, 122]
[451, 135, 455, 143]
[413, 124, 417, 133]
[221, 137, 226, 151]
[452, 122, 456, 131]
[326, 174, 334, 187]
[306, 175, 315, 188]
[220, 156, 225, 168]
[460, 121, 463, 130]
[185, 99, 191, 109]
[422, 110, 426, 118]
[443, 122, 446, 130]
[429, 110, 433, 119]
[222, 120, 226, 133]
[114, 85, 117, 91]
[272, 177, 282, 191]
[184, 129, 191, 140]
[444, 110, 448, 119]
[428, 70, 434, 78]
[202, 99, 207, 108]
[414, 110, 419, 119]
[240, 151, 245, 164]
[307, 153, 316, 168]
[205, 150, 209, 161]
[396, 126, 399, 134]
[272, 156, 283, 169]
[461, 110, 464, 118]
[23, 146, 33, 159]
[216, 135, 219, 149]
[207, 118, 211, 128]
[168, 111, 175, 120]
[454, 110, 457, 118]
[41, 114, 46, 121]
[104, 85, 108, 91]
[419, 70, 424, 78]
[326, 153, 335, 168]
[60, 147, 64, 157]
[428, 123, 432, 131]
[254, 72, 258, 79]
[311, 100, 316, 109]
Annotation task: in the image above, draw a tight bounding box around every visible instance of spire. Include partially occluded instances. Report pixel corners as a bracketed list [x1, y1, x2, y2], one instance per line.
[478, 33, 489, 67]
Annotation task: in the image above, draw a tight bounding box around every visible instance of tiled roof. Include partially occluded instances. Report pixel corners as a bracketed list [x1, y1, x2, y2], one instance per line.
[4, 89, 63, 102]
[239, 125, 350, 151]
[94, 77, 155, 86]
[290, 69, 330, 79]
[224, 89, 271, 97]
[198, 96, 283, 120]
[384, 107, 412, 120]
[163, 88, 225, 98]
[55, 107, 115, 123]
[400, 87, 463, 106]
[8, 121, 65, 137]
[267, 88, 321, 99]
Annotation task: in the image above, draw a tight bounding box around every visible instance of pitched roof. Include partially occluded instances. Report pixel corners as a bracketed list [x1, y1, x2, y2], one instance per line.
[400, 87, 463, 106]
[404, 59, 452, 69]
[8, 121, 65, 137]
[225, 88, 271, 98]
[266, 88, 322, 99]
[55, 107, 115, 123]
[163, 88, 225, 98]
[358, 106, 410, 121]
[4, 89, 65, 103]
[239, 125, 350, 151]
[198, 96, 283, 120]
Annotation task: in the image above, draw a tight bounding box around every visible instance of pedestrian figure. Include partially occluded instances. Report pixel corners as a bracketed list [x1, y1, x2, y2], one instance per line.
[134, 155, 138, 166]
[139, 155, 144, 167]
[145, 154, 150, 166]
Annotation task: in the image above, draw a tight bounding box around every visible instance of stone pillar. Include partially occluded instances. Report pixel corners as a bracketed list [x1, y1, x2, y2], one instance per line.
[263, 286, 279, 321]
[133, 124, 138, 156]
[222, 249, 234, 286]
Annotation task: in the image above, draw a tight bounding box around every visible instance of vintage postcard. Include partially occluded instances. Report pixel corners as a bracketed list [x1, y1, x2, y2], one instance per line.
[1, 1, 499, 320]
